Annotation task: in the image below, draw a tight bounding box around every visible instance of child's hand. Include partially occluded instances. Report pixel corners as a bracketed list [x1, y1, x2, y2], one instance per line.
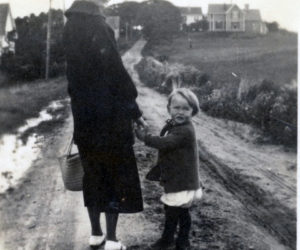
[135, 125, 147, 141]
[135, 117, 148, 130]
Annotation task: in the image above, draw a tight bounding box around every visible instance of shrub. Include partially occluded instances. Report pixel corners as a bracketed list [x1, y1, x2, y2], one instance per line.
[135, 57, 166, 89]
[242, 79, 278, 103]
[1, 52, 65, 81]
[269, 86, 297, 146]
[135, 56, 208, 94]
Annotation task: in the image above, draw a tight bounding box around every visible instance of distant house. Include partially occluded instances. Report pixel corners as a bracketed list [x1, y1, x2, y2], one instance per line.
[106, 16, 120, 40]
[208, 3, 267, 34]
[244, 4, 268, 34]
[0, 3, 16, 56]
[180, 7, 203, 25]
[208, 4, 245, 32]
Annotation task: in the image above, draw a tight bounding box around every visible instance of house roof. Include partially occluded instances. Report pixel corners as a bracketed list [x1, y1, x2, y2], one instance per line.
[0, 4, 9, 36]
[208, 4, 233, 14]
[180, 7, 203, 15]
[244, 9, 262, 21]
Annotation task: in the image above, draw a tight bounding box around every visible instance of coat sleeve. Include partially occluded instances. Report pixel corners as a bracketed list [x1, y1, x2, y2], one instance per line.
[92, 19, 142, 119]
[144, 128, 187, 150]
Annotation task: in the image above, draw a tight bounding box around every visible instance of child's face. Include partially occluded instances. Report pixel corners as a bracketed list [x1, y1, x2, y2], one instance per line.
[168, 94, 193, 125]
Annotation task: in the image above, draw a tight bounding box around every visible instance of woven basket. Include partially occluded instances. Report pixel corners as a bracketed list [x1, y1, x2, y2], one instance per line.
[58, 138, 83, 191]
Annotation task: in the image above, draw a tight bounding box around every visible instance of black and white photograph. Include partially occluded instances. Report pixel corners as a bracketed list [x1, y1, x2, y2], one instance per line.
[0, 0, 298, 249]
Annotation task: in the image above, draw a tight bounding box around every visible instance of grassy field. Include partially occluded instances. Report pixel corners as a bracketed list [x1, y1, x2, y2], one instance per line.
[143, 32, 298, 85]
[0, 77, 68, 136]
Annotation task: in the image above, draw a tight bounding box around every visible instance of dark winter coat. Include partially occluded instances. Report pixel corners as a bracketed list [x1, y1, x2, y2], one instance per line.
[144, 120, 202, 193]
[62, 1, 143, 213]
[63, 1, 142, 149]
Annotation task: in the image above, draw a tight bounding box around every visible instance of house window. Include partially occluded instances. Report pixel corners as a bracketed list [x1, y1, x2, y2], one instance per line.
[232, 11, 239, 19]
[215, 21, 224, 29]
[231, 22, 240, 29]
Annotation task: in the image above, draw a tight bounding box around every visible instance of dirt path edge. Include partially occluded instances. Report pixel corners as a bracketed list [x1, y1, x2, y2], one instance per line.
[198, 145, 296, 249]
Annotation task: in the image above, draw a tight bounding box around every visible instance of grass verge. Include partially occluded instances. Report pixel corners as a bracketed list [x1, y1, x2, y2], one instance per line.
[0, 77, 68, 136]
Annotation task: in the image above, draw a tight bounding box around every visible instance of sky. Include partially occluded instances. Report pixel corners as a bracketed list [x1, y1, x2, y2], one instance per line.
[0, 0, 299, 32]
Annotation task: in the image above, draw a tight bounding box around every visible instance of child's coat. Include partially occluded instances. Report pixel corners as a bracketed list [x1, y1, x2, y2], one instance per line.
[144, 120, 202, 193]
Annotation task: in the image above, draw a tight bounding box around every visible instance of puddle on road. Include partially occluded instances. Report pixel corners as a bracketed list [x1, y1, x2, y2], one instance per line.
[0, 100, 66, 193]
[18, 111, 52, 134]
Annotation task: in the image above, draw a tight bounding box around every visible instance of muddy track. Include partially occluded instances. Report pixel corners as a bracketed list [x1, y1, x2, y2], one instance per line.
[198, 147, 296, 250]
[0, 39, 295, 250]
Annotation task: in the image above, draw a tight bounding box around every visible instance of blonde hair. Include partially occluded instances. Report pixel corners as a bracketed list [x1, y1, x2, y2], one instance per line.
[167, 88, 200, 116]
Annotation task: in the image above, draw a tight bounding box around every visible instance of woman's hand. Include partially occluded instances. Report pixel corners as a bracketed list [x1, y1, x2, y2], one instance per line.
[135, 125, 147, 141]
[135, 117, 148, 129]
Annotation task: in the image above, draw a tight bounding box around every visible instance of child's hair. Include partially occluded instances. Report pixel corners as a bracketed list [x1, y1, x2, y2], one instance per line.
[167, 88, 200, 116]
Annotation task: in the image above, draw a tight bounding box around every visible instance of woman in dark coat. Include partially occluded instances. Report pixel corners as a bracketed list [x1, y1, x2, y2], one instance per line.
[63, 0, 146, 248]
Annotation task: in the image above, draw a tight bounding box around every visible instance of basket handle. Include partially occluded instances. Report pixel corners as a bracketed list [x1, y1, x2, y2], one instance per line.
[67, 137, 74, 156]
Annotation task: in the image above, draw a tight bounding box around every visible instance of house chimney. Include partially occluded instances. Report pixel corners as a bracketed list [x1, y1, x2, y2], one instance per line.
[245, 4, 249, 10]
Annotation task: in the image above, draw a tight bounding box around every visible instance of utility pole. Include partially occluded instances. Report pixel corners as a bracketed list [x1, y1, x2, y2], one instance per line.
[45, 0, 52, 81]
[62, 0, 66, 24]
[125, 22, 129, 41]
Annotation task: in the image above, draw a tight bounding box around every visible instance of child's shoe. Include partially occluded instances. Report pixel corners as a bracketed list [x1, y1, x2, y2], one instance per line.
[150, 238, 175, 249]
[104, 240, 126, 250]
[89, 234, 106, 247]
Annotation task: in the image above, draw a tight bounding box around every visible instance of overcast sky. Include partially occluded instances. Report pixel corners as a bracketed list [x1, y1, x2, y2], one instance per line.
[1, 0, 299, 32]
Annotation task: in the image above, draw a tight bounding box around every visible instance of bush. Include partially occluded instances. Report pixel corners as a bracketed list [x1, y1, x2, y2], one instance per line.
[135, 57, 166, 89]
[242, 79, 278, 103]
[135, 56, 208, 93]
[269, 86, 297, 146]
[1, 51, 65, 81]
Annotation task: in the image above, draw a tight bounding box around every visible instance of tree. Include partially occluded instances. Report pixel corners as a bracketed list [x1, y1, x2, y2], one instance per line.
[2, 10, 65, 80]
[184, 19, 209, 32]
[105, 2, 141, 25]
[105, 2, 141, 39]
[136, 0, 182, 42]
[265, 21, 279, 32]
[199, 18, 209, 31]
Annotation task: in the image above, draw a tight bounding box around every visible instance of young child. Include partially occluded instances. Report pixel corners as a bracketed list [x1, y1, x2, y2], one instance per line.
[136, 88, 203, 250]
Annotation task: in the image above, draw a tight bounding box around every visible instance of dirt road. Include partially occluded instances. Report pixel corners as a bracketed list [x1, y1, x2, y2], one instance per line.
[0, 40, 296, 250]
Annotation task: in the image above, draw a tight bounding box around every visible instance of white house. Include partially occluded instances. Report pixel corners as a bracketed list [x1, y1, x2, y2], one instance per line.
[208, 3, 267, 34]
[0, 3, 16, 56]
[180, 7, 203, 25]
[208, 4, 245, 32]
